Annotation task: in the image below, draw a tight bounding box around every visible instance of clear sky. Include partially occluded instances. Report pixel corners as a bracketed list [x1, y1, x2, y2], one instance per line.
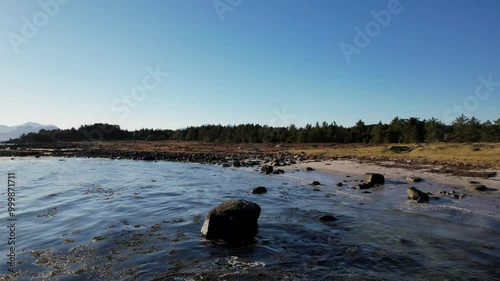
[1, 0, 499, 130]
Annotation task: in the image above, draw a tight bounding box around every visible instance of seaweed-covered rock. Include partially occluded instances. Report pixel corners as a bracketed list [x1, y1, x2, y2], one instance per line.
[407, 186, 429, 203]
[465, 184, 487, 191]
[260, 165, 273, 174]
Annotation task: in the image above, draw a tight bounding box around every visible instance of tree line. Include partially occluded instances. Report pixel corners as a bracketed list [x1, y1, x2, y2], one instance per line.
[10, 114, 500, 144]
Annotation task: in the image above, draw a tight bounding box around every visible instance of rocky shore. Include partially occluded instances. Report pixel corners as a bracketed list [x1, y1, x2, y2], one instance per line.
[2, 142, 499, 191]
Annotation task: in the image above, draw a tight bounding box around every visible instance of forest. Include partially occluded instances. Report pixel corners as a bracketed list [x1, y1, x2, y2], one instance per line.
[9, 114, 500, 144]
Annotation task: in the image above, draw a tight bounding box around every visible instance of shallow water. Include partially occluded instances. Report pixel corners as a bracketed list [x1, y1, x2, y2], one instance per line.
[1, 157, 499, 280]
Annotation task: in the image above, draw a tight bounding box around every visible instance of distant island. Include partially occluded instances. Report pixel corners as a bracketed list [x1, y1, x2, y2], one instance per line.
[0, 122, 59, 142]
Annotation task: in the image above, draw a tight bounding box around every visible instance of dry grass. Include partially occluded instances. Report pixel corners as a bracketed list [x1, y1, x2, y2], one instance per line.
[290, 143, 500, 169]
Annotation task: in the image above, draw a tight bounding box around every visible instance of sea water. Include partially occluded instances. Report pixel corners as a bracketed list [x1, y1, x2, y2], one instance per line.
[0, 157, 499, 280]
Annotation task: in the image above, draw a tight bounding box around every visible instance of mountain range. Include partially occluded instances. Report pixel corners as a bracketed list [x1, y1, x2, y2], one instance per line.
[0, 122, 59, 141]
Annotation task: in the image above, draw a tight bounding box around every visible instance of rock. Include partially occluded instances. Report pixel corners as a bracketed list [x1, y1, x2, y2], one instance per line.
[142, 156, 155, 161]
[364, 173, 385, 185]
[465, 184, 487, 191]
[336, 182, 343, 187]
[319, 215, 337, 222]
[407, 186, 429, 203]
[260, 165, 273, 174]
[252, 186, 267, 194]
[201, 199, 261, 242]
[310, 181, 321, 186]
[358, 182, 374, 189]
[305, 167, 315, 171]
[273, 169, 285, 174]
[232, 160, 241, 167]
[406, 176, 423, 183]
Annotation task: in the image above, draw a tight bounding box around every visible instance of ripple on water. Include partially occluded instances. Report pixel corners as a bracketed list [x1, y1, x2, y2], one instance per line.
[0, 158, 499, 280]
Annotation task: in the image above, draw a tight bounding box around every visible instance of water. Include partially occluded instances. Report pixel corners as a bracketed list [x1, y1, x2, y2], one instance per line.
[1, 157, 499, 280]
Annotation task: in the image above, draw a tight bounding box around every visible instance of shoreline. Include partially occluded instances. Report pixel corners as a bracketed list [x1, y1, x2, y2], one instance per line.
[279, 159, 500, 191]
[2, 141, 499, 192]
[4, 154, 500, 192]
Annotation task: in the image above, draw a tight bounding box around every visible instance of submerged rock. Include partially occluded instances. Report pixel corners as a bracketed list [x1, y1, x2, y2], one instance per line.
[201, 199, 261, 242]
[252, 186, 267, 194]
[364, 173, 385, 185]
[407, 186, 429, 203]
[465, 184, 487, 191]
[319, 215, 337, 222]
[310, 181, 321, 186]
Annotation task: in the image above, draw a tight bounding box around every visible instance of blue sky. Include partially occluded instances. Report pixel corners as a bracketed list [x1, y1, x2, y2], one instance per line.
[1, 0, 499, 130]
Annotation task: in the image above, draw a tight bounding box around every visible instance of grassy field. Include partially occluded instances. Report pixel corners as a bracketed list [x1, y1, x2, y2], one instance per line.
[290, 143, 500, 170]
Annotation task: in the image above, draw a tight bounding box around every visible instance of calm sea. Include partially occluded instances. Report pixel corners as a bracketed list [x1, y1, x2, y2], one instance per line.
[1, 157, 499, 280]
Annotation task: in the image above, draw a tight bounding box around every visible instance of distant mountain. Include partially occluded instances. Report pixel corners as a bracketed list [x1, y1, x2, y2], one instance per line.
[0, 122, 59, 141]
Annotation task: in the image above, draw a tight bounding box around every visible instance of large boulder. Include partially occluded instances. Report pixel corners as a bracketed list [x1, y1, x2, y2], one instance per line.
[364, 173, 385, 185]
[465, 184, 487, 191]
[201, 199, 261, 242]
[407, 186, 429, 203]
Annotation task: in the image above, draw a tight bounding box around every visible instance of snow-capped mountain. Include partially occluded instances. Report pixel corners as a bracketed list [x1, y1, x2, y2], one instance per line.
[0, 122, 59, 141]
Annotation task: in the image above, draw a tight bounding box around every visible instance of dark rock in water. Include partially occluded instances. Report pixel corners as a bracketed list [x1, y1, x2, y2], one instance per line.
[142, 156, 156, 161]
[260, 165, 273, 174]
[407, 186, 429, 203]
[201, 199, 261, 242]
[305, 167, 315, 171]
[358, 182, 374, 189]
[232, 160, 241, 167]
[310, 181, 321, 186]
[465, 184, 487, 191]
[252, 186, 267, 194]
[273, 169, 285, 174]
[319, 215, 337, 222]
[336, 182, 343, 187]
[406, 176, 423, 183]
[362, 191, 372, 194]
[364, 173, 385, 185]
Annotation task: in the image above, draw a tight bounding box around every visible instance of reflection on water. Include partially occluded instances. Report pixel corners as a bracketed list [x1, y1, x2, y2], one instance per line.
[0, 158, 499, 280]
